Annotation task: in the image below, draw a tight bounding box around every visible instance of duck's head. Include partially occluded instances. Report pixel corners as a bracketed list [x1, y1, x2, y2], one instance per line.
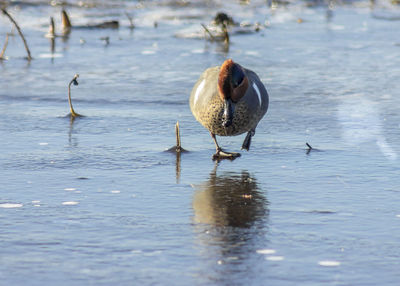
[218, 59, 249, 127]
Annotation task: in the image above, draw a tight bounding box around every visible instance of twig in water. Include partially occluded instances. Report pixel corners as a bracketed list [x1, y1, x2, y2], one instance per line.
[201, 23, 215, 41]
[306, 142, 318, 155]
[0, 33, 9, 60]
[68, 74, 84, 118]
[125, 12, 135, 29]
[1, 8, 32, 60]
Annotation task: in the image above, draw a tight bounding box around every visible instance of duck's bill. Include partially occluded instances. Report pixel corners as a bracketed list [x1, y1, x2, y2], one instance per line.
[222, 98, 235, 127]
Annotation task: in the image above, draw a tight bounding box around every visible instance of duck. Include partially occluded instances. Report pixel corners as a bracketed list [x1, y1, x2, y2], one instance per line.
[189, 59, 269, 160]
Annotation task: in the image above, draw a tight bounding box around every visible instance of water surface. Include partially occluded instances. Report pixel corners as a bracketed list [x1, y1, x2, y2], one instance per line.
[1, 0, 400, 285]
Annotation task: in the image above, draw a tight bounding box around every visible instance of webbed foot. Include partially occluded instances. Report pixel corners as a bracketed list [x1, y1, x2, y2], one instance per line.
[212, 148, 241, 161]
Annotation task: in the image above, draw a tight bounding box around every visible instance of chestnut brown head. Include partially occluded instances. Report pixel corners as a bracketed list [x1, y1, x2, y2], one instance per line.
[217, 59, 249, 127]
[218, 59, 249, 103]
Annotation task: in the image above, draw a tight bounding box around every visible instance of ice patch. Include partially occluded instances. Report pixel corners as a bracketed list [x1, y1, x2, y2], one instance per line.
[319, 260, 341, 267]
[141, 50, 156, 55]
[245, 51, 260, 56]
[0, 203, 23, 208]
[38, 53, 63, 58]
[256, 249, 276, 255]
[191, 49, 204, 54]
[62, 201, 79, 206]
[266, 256, 284, 261]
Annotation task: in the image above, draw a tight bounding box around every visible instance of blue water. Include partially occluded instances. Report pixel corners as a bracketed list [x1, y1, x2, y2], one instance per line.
[1, 0, 400, 285]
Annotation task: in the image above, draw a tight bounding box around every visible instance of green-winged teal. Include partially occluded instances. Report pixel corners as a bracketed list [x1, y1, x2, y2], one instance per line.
[190, 59, 269, 160]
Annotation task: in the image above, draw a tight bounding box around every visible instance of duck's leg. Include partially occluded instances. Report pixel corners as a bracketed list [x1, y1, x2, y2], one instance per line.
[210, 132, 241, 160]
[241, 129, 255, 151]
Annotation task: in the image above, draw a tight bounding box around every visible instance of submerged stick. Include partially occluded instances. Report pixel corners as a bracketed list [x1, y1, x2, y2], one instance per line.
[167, 121, 187, 153]
[176, 121, 182, 151]
[1, 8, 32, 60]
[0, 33, 9, 59]
[68, 74, 83, 118]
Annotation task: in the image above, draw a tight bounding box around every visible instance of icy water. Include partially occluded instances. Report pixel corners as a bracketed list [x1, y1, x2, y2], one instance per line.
[1, 0, 400, 285]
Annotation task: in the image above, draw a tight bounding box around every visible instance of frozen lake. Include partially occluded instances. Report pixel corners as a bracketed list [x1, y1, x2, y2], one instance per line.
[1, 0, 400, 285]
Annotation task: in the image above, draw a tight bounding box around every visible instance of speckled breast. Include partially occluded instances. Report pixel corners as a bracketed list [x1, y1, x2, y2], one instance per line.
[195, 97, 260, 136]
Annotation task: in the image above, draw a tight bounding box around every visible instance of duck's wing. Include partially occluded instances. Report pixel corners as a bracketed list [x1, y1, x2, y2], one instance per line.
[243, 68, 269, 115]
[190, 66, 220, 117]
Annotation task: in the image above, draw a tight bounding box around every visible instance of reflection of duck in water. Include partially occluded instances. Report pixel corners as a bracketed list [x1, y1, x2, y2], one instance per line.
[192, 165, 268, 228]
[192, 165, 269, 284]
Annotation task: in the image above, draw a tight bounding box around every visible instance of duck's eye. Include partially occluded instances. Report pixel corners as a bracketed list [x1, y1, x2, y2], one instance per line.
[231, 64, 244, 88]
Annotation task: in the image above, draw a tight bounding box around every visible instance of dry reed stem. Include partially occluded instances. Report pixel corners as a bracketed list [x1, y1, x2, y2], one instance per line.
[1, 8, 32, 60]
